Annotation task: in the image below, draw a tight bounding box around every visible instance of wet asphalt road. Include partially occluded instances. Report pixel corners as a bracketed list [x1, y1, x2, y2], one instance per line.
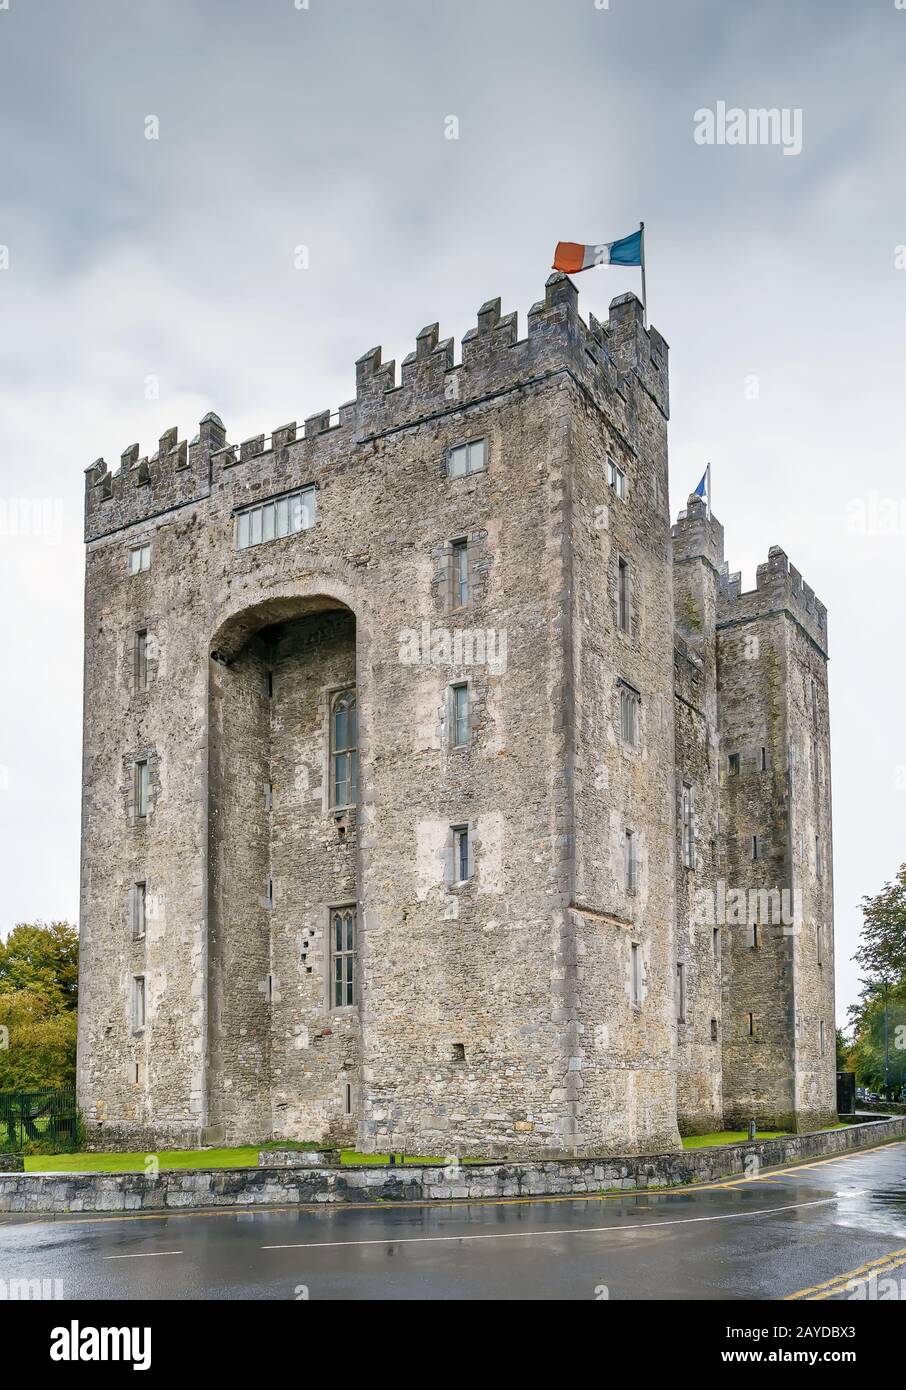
[1, 1140, 904, 1300]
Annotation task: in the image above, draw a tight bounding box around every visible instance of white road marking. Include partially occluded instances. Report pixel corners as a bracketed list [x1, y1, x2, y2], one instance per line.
[103, 1250, 183, 1259]
[261, 1195, 853, 1251]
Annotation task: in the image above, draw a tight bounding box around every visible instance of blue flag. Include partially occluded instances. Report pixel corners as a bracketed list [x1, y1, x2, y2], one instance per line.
[694, 471, 707, 498]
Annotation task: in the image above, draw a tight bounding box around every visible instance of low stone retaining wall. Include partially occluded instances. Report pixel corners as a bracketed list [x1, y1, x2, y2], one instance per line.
[1, 1117, 903, 1214]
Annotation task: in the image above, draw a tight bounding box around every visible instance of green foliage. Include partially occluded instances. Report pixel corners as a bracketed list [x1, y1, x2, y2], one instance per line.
[0, 921, 78, 1092]
[836, 1028, 849, 1071]
[854, 865, 906, 986]
[848, 866, 906, 1096]
[846, 980, 906, 1094]
[0, 921, 79, 1011]
[0, 991, 77, 1091]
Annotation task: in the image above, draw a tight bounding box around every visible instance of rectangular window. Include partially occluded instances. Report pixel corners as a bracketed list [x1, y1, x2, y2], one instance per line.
[344, 1082, 353, 1116]
[236, 487, 316, 551]
[134, 760, 150, 819]
[132, 975, 146, 1032]
[131, 882, 146, 941]
[751, 923, 759, 950]
[134, 629, 148, 691]
[819, 1019, 826, 1056]
[330, 905, 356, 1009]
[608, 458, 627, 500]
[446, 438, 486, 479]
[617, 556, 630, 633]
[451, 682, 469, 748]
[728, 753, 740, 777]
[452, 825, 471, 884]
[710, 1017, 719, 1042]
[330, 688, 358, 807]
[624, 828, 638, 893]
[619, 683, 640, 745]
[760, 746, 768, 771]
[630, 942, 642, 1006]
[747, 1011, 755, 1037]
[752, 834, 759, 861]
[129, 543, 151, 574]
[681, 783, 694, 869]
[676, 962, 686, 1024]
[451, 539, 470, 607]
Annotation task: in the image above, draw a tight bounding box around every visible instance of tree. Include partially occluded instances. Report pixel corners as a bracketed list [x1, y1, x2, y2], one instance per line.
[0, 921, 79, 1096]
[854, 865, 906, 986]
[0, 921, 79, 1012]
[0, 990, 77, 1091]
[835, 1028, 850, 1071]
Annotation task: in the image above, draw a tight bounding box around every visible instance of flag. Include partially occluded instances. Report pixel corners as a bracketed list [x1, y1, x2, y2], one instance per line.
[553, 229, 643, 274]
[694, 471, 707, 499]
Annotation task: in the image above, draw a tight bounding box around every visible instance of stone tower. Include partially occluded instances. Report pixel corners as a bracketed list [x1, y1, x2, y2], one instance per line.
[77, 276, 835, 1157]
[671, 494, 836, 1133]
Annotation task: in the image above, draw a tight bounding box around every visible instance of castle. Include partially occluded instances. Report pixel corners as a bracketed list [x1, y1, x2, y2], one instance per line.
[77, 274, 836, 1156]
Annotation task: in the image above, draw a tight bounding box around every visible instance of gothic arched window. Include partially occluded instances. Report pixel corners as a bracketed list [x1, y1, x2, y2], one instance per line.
[330, 688, 358, 808]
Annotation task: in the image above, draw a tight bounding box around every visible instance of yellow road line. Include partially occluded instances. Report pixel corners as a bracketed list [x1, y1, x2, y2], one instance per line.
[785, 1246, 906, 1301]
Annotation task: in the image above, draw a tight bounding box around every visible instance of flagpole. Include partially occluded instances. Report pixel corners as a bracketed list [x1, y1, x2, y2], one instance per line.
[706, 462, 712, 519]
[639, 221, 647, 327]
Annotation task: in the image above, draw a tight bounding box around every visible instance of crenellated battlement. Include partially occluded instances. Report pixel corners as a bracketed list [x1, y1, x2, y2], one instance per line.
[672, 492, 726, 572]
[84, 275, 669, 542]
[718, 543, 828, 654]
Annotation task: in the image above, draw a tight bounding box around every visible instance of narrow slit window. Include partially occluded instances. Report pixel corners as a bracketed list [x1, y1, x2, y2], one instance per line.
[630, 942, 642, 1006]
[331, 906, 356, 1009]
[134, 760, 150, 819]
[676, 962, 687, 1023]
[681, 783, 694, 868]
[131, 882, 146, 941]
[134, 630, 148, 691]
[451, 682, 469, 748]
[624, 828, 638, 893]
[747, 1011, 755, 1037]
[617, 556, 630, 633]
[330, 688, 358, 808]
[710, 1018, 718, 1042]
[452, 825, 471, 884]
[619, 683, 640, 746]
[132, 975, 146, 1032]
[816, 924, 823, 965]
[451, 539, 469, 607]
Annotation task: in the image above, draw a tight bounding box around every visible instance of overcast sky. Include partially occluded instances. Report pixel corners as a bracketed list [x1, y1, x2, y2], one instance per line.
[1, 0, 904, 1024]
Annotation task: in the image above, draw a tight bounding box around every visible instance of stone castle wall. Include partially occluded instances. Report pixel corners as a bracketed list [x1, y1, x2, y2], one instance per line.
[77, 275, 835, 1156]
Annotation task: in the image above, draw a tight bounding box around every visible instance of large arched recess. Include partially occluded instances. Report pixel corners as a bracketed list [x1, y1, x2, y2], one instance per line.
[203, 581, 371, 1146]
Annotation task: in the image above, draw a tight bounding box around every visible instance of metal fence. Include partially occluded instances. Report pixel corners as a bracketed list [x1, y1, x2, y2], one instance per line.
[0, 1087, 78, 1152]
